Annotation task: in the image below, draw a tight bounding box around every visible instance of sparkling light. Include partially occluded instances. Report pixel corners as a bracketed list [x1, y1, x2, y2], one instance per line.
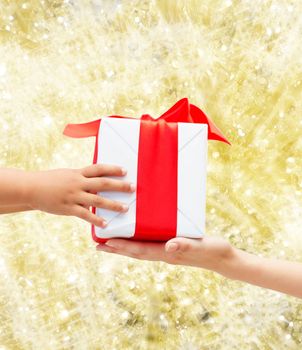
[0, 0, 302, 349]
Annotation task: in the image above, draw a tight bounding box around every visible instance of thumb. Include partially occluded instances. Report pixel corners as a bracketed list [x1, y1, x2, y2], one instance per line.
[165, 237, 205, 253]
[165, 237, 192, 253]
[165, 241, 179, 253]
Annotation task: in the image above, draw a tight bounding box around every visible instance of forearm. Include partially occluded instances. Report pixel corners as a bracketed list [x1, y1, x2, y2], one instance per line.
[0, 169, 34, 212]
[222, 248, 302, 298]
[0, 204, 33, 213]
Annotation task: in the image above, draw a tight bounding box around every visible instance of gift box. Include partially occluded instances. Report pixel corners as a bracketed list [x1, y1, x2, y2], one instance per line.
[63, 98, 229, 243]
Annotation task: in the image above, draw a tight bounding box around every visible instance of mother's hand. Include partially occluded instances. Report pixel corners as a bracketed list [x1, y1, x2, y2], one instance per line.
[96, 236, 235, 274]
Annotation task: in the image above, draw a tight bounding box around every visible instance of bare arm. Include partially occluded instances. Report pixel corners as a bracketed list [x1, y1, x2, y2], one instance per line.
[0, 169, 34, 212]
[0, 204, 33, 213]
[96, 236, 302, 299]
[226, 248, 302, 298]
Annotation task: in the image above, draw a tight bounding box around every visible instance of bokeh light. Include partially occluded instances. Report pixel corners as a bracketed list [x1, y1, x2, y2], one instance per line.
[0, 0, 302, 349]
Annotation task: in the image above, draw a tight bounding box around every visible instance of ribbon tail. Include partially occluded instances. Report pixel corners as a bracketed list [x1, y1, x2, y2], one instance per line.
[63, 119, 100, 138]
[190, 104, 231, 145]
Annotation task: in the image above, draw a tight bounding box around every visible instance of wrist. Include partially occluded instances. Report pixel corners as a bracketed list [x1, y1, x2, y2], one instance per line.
[212, 245, 239, 278]
[22, 171, 40, 209]
[219, 247, 262, 281]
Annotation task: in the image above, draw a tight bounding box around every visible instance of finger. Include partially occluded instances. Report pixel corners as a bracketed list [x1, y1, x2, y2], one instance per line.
[80, 202, 90, 210]
[96, 245, 144, 260]
[81, 193, 129, 212]
[96, 244, 117, 254]
[96, 243, 134, 257]
[86, 177, 135, 193]
[103, 239, 166, 261]
[73, 205, 107, 228]
[81, 164, 126, 178]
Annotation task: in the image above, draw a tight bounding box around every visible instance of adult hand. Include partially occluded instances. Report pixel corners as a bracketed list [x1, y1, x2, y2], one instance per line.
[96, 236, 235, 275]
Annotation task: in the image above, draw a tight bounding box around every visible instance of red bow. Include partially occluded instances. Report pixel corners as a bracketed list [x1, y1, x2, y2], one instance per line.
[63, 98, 230, 145]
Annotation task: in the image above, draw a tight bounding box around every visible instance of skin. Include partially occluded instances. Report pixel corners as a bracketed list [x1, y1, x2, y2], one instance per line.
[96, 236, 302, 299]
[0, 164, 135, 227]
[1, 165, 301, 298]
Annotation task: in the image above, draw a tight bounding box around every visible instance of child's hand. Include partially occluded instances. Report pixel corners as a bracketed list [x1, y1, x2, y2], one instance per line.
[96, 236, 234, 273]
[27, 164, 135, 227]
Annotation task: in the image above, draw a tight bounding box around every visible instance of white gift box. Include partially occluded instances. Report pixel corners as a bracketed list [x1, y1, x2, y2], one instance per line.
[63, 98, 229, 242]
[95, 117, 208, 240]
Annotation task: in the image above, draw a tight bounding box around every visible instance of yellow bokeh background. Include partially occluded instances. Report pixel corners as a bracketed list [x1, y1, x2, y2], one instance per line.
[0, 0, 302, 349]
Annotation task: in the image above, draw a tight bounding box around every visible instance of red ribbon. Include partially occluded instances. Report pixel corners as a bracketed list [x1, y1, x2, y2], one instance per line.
[63, 98, 230, 242]
[63, 98, 230, 145]
[134, 120, 178, 241]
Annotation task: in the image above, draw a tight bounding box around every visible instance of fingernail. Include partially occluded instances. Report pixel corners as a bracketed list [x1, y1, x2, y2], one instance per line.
[130, 183, 136, 192]
[121, 204, 129, 212]
[166, 242, 179, 252]
[105, 240, 118, 248]
[121, 168, 127, 175]
[101, 220, 108, 228]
